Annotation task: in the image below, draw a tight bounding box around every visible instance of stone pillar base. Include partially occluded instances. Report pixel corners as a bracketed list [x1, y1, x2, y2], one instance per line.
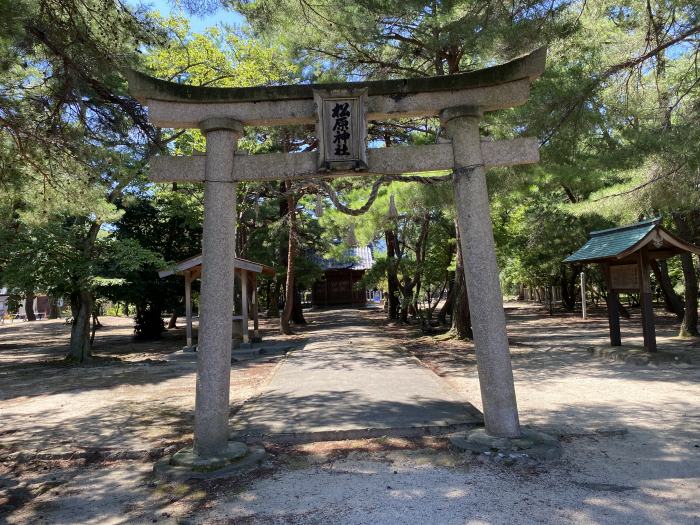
[153, 442, 265, 481]
[450, 427, 561, 461]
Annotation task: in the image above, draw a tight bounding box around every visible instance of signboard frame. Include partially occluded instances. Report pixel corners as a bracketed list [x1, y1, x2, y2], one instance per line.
[313, 88, 368, 172]
[609, 263, 640, 291]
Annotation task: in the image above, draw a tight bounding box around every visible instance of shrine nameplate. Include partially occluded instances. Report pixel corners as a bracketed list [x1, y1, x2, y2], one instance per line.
[610, 264, 639, 291]
[313, 88, 368, 172]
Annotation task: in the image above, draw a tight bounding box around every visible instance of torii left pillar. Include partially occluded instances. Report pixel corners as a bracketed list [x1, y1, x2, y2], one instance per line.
[194, 118, 242, 459]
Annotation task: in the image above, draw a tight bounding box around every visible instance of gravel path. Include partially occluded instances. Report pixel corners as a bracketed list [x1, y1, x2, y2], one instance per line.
[232, 308, 480, 442]
[2, 306, 699, 524]
[199, 305, 700, 524]
[200, 448, 699, 524]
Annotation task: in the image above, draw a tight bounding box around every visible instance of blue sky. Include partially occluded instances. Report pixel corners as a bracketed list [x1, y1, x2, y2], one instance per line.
[135, 0, 246, 32]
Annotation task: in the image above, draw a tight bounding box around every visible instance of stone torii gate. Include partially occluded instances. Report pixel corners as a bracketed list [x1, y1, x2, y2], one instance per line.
[128, 48, 548, 469]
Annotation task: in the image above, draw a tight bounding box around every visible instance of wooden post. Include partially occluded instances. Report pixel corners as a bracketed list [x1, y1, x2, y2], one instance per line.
[639, 248, 657, 352]
[601, 264, 622, 346]
[241, 269, 249, 344]
[252, 273, 260, 341]
[184, 270, 193, 348]
[580, 271, 587, 319]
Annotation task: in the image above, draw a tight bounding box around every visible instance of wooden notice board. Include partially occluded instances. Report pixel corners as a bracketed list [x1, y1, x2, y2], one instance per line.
[609, 264, 640, 291]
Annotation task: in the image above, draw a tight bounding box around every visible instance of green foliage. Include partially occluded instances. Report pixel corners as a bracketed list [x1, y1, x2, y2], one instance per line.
[145, 14, 296, 88]
[316, 178, 455, 317]
[1, 209, 162, 302]
[3, 0, 699, 346]
[238, 0, 573, 77]
[238, 0, 699, 316]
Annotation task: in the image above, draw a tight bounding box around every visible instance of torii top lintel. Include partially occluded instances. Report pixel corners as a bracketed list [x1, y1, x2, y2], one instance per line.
[126, 48, 546, 129]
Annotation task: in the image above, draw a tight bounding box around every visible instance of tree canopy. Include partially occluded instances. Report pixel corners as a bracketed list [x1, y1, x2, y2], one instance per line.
[1, 0, 699, 358]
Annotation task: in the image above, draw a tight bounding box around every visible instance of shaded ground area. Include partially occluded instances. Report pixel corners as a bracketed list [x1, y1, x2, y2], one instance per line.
[201, 304, 700, 524]
[232, 308, 481, 442]
[1, 304, 699, 524]
[0, 316, 289, 454]
[0, 315, 190, 367]
[0, 315, 288, 523]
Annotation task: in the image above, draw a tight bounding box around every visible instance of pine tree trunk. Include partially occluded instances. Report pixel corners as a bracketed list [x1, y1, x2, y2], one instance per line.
[273, 180, 287, 322]
[397, 212, 429, 324]
[90, 314, 98, 346]
[399, 280, 412, 323]
[385, 230, 400, 320]
[650, 259, 684, 320]
[648, 9, 697, 334]
[387, 270, 401, 321]
[560, 273, 573, 311]
[449, 225, 472, 340]
[291, 285, 307, 324]
[48, 297, 59, 319]
[267, 279, 280, 318]
[67, 221, 101, 360]
[437, 272, 455, 325]
[25, 292, 36, 321]
[678, 252, 699, 337]
[560, 265, 580, 311]
[674, 214, 699, 337]
[450, 250, 473, 340]
[617, 297, 631, 319]
[398, 275, 411, 323]
[413, 280, 422, 319]
[68, 290, 92, 362]
[281, 186, 296, 335]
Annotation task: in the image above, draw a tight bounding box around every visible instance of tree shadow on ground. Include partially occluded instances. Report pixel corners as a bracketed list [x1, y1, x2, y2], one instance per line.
[0, 357, 276, 404]
[0, 457, 159, 524]
[233, 390, 481, 437]
[1, 392, 195, 453]
[3, 306, 699, 524]
[528, 401, 700, 521]
[404, 303, 700, 386]
[231, 394, 699, 524]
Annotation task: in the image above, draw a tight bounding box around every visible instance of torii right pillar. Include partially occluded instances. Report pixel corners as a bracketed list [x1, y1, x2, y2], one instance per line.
[442, 105, 521, 439]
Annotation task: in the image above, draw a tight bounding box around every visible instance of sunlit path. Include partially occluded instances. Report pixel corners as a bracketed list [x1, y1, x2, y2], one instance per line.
[231, 308, 482, 442]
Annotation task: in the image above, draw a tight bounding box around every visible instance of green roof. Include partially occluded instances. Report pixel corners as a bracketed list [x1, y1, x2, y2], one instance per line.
[564, 218, 662, 263]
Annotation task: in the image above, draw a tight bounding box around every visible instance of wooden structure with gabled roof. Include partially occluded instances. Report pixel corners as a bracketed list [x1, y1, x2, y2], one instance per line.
[159, 254, 275, 349]
[310, 246, 375, 307]
[565, 218, 700, 352]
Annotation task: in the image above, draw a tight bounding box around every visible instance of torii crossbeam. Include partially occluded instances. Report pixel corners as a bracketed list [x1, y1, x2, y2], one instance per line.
[127, 47, 547, 469]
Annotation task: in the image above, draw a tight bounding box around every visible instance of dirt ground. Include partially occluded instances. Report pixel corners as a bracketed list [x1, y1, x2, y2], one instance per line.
[1, 304, 699, 524]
